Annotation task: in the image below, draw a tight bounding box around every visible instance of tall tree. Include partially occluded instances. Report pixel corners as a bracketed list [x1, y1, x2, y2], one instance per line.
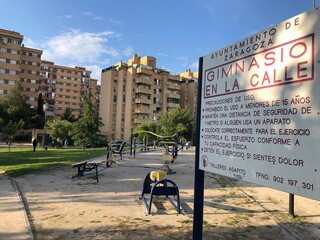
[0, 82, 32, 126]
[61, 106, 76, 122]
[135, 121, 159, 143]
[71, 88, 103, 150]
[45, 119, 72, 146]
[37, 92, 44, 116]
[0, 118, 4, 141]
[159, 107, 194, 140]
[2, 119, 24, 152]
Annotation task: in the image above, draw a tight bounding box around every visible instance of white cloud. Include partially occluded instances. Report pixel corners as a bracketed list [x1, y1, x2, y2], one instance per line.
[156, 52, 168, 57]
[84, 65, 103, 84]
[42, 29, 116, 63]
[58, 14, 75, 19]
[83, 12, 104, 21]
[22, 37, 36, 48]
[189, 61, 199, 71]
[38, 29, 130, 84]
[122, 45, 134, 57]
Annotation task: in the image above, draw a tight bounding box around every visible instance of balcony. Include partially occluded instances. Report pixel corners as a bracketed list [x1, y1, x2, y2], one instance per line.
[167, 92, 180, 99]
[134, 107, 150, 114]
[133, 118, 141, 124]
[167, 82, 180, 90]
[167, 102, 178, 108]
[135, 87, 152, 95]
[136, 66, 153, 75]
[136, 77, 151, 85]
[135, 98, 151, 105]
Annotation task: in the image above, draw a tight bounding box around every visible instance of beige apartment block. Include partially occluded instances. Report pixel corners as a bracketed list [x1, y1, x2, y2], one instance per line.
[100, 54, 197, 141]
[20, 46, 43, 108]
[0, 28, 99, 121]
[180, 69, 198, 119]
[40, 62, 98, 119]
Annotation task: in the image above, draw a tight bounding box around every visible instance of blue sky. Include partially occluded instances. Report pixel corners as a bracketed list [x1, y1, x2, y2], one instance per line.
[0, 0, 314, 83]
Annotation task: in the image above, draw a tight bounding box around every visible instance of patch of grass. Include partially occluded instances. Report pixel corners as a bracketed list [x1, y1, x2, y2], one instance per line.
[204, 220, 216, 228]
[90, 220, 101, 223]
[275, 212, 307, 223]
[240, 215, 250, 222]
[260, 216, 270, 221]
[225, 217, 239, 226]
[0, 147, 106, 177]
[216, 197, 227, 202]
[132, 218, 151, 223]
[179, 219, 193, 224]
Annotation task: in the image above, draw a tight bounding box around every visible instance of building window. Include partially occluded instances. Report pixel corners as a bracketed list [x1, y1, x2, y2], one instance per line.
[31, 79, 36, 84]
[0, 89, 4, 94]
[10, 60, 17, 64]
[0, 69, 5, 73]
[1, 37, 8, 44]
[9, 80, 15, 85]
[0, 58, 5, 63]
[9, 70, 16, 75]
[11, 49, 17, 54]
[0, 79, 4, 84]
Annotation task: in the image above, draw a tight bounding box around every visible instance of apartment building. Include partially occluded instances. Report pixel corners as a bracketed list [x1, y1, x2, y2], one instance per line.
[0, 28, 99, 120]
[0, 29, 42, 109]
[100, 54, 197, 141]
[179, 69, 198, 119]
[39, 61, 99, 119]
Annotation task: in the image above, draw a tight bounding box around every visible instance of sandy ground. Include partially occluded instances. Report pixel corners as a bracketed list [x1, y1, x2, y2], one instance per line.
[14, 148, 320, 240]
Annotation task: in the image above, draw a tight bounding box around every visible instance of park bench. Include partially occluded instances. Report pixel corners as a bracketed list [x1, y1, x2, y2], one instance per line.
[139, 171, 181, 214]
[71, 161, 100, 183]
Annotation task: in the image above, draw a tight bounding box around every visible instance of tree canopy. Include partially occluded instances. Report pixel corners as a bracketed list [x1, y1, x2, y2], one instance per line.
[0, 82, 32, 128]
[135, 121, 159, 142]
[2, 119, 24, 152]
[61, 106, 76, 122]
[133, 107, 194, 143]
[45, 119, 72, 145]
[71, 88, 103, 150]
[159, 107, 194, 140]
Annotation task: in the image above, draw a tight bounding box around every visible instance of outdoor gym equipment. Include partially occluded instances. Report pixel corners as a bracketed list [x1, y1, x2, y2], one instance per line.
[130, 131, 183, 174]
[105, 140, 126, 167]
[71, 161, 100, 183]
[130, 131, 183, 157]
[139, 170, 181, 214]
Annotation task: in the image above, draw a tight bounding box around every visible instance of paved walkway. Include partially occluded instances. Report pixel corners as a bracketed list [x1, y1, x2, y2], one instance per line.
[0, 173, 33, 240]
[1, 149, 320, 239]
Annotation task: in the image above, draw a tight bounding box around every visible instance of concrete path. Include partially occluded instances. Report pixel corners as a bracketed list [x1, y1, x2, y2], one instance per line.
[0, 173, 33, 240]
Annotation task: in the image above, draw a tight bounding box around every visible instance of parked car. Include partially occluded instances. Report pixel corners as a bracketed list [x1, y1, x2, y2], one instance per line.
[134, 142, 145, 148]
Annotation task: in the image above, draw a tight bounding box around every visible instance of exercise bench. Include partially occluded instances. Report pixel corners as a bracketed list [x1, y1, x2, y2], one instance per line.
[106, 141, 126, 167]
[139, 171, 181, 214]
[71, 161, 100, 183]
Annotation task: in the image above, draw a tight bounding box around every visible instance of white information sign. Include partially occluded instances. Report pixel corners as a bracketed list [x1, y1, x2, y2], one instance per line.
[199, 8, 320, 201]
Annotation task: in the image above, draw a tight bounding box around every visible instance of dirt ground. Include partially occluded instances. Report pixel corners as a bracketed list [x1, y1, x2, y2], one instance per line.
[15, 148, 320, 240]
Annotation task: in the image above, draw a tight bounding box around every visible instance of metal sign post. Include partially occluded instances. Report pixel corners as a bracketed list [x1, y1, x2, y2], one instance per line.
[193, 57, 205, 239]
[193, 7, 320, 238]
